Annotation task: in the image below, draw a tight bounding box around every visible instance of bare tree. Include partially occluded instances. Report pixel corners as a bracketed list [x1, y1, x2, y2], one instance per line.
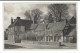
[48, 4, 68, 22]
[48, 13, 54, 23]
[24, 10, 32, 20]
[31, 9, 42, 24]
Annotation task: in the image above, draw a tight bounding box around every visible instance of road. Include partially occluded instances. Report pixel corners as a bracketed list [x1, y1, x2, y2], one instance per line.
[4, 40, 76, 49]
[0, 0, 80, 1]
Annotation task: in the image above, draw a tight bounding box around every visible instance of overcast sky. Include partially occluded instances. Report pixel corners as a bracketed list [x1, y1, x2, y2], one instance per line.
[4, 3, 76, 30]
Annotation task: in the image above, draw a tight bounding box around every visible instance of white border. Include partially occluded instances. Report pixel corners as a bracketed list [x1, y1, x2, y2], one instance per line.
[0, 1, 80, 53]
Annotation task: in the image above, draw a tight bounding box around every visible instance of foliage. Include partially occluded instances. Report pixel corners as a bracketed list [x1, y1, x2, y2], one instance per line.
[48, 4, 68, 22]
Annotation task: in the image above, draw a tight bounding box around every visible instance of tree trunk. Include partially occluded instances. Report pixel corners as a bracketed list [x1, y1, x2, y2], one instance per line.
[59, 12, 61, 22]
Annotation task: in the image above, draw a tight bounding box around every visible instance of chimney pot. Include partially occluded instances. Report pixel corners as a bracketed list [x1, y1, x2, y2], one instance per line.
[17, 17, 20, 19]
[66, 19, 68, 24]
[11, 17, 13, 24]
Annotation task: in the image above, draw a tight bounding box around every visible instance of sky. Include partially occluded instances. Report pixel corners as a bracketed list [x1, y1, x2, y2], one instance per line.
[4, 3, 76, 30]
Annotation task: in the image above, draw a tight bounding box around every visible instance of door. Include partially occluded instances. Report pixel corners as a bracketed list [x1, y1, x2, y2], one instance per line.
[15, 35, 21, 43]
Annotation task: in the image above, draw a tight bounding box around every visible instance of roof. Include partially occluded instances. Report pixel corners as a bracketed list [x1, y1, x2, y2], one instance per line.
[31, 20, 66, 36]
[35, 23, 46, 31]
[30, 24, 38, 30]
[69, 16, 76, 24]
[30, 23, 46, 31]
[49, 20, 66, 32]
[65, 27, 76, 37]
[45, 20, 66, 36]
[64, 25, 76, 36]
[8, 18, 33, 28]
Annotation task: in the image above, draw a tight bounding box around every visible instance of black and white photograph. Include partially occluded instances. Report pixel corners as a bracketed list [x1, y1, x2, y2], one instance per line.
[4, 3, 77, 49]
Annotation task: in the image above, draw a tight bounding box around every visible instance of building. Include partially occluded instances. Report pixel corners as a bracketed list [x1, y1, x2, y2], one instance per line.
[63, 16, 76, 43]
[5, 16, 76, 43]
[26, 18, 73, 43]
[4, 29, 8, 40]
[8, 17, 33, 43]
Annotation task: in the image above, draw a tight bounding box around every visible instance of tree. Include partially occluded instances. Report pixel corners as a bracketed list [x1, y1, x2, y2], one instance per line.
[24, 10, 32, 20]
[48, 13, 54, 23]
[31, 9, 42, 24]
[48, 4, 68, 22]
[24, 9, 42, 24]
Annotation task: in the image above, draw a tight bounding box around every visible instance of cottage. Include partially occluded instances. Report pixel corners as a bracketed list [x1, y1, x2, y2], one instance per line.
[8, 17, 33, 43]
[63, 16, 76, 43]
[4, 29, 8, 40]
[5, 16, 76, 43]
[44, 20, 66, 42]
[27, 19, 66, 42]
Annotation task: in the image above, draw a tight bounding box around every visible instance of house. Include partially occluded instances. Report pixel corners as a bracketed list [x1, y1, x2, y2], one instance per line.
[28, 18, 76, 43]
[5, 16, 76, 43]
[26, 19, 67, 42]
[8, 17, 33, 43]
[63, 16, 76, 43]
[44, 19, 67, 42]
[4, 29, 8, 40]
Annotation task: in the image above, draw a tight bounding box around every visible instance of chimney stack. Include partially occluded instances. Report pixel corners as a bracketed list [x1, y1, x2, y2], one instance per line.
[14, 19, 16, 21]
[17, 17, 20, 20]
[66, 19, 68, 24]
[33, 17, 34, 24]
[11, 17, 13, 24]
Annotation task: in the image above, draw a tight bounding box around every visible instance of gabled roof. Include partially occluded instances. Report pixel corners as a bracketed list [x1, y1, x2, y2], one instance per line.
[30, 19, 66, 36]
[30, 24, 38, 30]
[30, 23, 46, 31]
[46, 20, 66, 36]
[69, 16, 76, 24]
[49, 20, 66, 32]
[8, 18, 33, 28]
[35, 23, 46, 31]
[65, 25, 76, 36]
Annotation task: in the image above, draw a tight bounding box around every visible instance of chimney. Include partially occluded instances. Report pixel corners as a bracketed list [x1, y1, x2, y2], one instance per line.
[11, 17, 13, 24]
[14, 19, 16, 21]
[17, 17, 20, 20]
[56, 17, 58, 22]
[56, 12, 61, 22]
[66, 19, 68, 24]
[33, 17, 34, 24]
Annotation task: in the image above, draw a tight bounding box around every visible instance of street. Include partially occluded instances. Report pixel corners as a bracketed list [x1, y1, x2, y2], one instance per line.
[4, 40, 76, 49]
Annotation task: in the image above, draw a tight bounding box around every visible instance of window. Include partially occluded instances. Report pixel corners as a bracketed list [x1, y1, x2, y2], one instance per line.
[21, 26, 25, 32]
